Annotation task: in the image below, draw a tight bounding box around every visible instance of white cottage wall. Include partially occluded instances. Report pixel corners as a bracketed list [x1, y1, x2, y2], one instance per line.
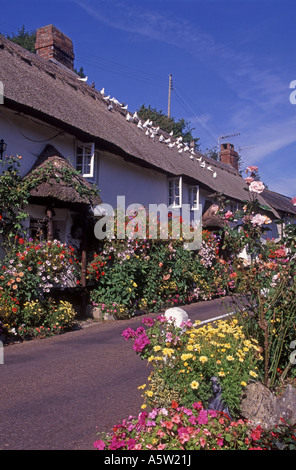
[0, 107, 76, 175]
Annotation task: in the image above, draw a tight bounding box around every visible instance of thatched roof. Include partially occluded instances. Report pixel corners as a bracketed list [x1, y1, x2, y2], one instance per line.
[25, 145, 102, 206]
[0, 35, 276, 213]
[262, 189, 296, 218]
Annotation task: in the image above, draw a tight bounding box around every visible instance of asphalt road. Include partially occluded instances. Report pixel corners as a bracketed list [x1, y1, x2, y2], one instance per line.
[0, 296, 235, 450]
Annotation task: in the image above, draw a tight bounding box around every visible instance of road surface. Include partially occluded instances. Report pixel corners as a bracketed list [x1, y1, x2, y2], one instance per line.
[0, 296, 235, 450]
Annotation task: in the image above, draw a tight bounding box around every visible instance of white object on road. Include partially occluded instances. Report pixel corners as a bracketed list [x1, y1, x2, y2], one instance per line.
[164, 307, 189, 327]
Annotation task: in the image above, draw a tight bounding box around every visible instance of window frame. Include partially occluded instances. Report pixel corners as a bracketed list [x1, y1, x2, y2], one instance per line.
[168, 176, 182, 209]
[75, 142, 95, 179]
[188, 185, 199, 210]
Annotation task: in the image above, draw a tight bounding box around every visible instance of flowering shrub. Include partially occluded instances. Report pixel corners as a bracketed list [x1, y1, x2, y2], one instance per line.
[94, 400, 284, 450]
[89, 230, 235, 318]
[218, 165, 296, 389]
[0, 155, 30, 254]
[16, 300, 77, 339]
[122, 315, 262, 417]
[0, 238, 79, 333]
[0, 238, 79, 303]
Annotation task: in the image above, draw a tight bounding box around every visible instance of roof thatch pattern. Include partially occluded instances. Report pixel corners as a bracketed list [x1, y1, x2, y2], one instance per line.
[0, 35, 275, 213]
[25, 145, 102, 205]
[262, 189, 296, 217]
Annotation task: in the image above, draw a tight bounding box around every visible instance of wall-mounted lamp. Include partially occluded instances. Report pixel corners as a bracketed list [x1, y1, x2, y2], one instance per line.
[0, 139, 7, 158]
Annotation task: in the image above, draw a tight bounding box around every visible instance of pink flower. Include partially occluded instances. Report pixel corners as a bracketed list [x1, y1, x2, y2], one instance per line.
[250, 214, 267, 226]
[199, 437, 206, 448]
[163, 420, 174, 430]
[291, 197, 296, 206]
[246, 166, 258, 173]
[197, 410, 208, 425]
[244, 176, 254, 184]
[217, 437, 224, 447]
[224, 210, 233, 220]
[157, 444, 166, 450]
[172, 414, 181, 424]
[93, 439, 105, 450]
[249, 180, 265, 194]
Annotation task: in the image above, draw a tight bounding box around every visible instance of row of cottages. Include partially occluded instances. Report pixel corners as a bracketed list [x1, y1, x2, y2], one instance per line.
[0, 25, 295, 257]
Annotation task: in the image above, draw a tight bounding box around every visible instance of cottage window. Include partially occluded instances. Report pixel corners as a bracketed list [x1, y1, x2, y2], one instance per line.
[168, 177, 182, 208]
[188, 185, 199, 210]
[76, 142, 95, 178]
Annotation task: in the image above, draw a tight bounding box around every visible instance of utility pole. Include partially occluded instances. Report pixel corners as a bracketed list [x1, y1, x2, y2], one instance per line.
[167, 74, 173, 118]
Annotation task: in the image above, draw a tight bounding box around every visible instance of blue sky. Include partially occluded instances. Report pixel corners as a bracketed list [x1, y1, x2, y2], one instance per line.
[1, 0, 296, 197]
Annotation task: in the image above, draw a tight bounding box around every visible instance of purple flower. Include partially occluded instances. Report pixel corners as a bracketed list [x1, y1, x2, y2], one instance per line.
[197, 409, 208, 425]
[142, 317, 154, 326]
[93, 439, 105, 450]
[132, 333, 150, 352]
[121, 328, 135, 340]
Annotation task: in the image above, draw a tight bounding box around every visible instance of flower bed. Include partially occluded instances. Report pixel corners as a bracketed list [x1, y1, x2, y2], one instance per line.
[122, 315, 263, 417]
[88, 230, 236, 319]
[94, 400, 296, 450]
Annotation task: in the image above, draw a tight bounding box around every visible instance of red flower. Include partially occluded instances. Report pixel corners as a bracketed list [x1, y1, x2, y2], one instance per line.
[171, 400, 178, 409]
[18, 238, 24, 244]
[251, 426, 262, 441]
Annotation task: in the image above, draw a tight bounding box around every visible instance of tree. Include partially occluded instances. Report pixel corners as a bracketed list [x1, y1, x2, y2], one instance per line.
[2, 25, 86, 77]
[5, 25, 36, 53]
[137, 104, 200, 150]
[74, 66, 86, 78]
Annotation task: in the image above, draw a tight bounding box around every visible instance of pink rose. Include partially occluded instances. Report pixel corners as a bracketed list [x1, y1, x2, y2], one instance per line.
[246, 166, 258, 173]
[249, 180, 265, 194]
[250, 214, 267, 226]
[224, 210, 233, 220]
[244, 176, 254, 184]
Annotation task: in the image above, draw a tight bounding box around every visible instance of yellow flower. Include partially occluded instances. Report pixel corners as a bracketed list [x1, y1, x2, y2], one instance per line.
[241, 381, 247, 387]
[181, 353, 193, 361]
[190, 381, 199, 389]
[153, 345, 162, 352]
[138, 384, 146, 390]
[199, 356, 208, 363]
[133, 282, 137, 288]
[249, 370, 258, 378]
[163, 348, 174, 357]
[218, 371, 225, 377]
[146, 390, 153, 397]
[226, 355, 234, 361]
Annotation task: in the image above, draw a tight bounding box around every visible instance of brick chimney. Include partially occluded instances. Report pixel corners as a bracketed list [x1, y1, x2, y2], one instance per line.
[220, 143, 239, 171]
[35, 25, 75, 70]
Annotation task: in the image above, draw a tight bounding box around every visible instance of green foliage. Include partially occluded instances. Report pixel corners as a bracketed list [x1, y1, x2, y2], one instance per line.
[0, 155, 30, 253]
[5, 25, 36, 53]
[89, 226, 234, 319]
[16, 299, 77, 339]
[74, 66, 86, 78]
[137, 104, 200, 149]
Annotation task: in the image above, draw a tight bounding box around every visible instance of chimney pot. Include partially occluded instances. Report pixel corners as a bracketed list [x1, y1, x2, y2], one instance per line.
[220, 142, 239, 171]
[35, 25, 75, 70]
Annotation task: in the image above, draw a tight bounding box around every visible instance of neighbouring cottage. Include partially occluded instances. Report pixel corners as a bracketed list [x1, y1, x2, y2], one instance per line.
[0, 24, 294, 255]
